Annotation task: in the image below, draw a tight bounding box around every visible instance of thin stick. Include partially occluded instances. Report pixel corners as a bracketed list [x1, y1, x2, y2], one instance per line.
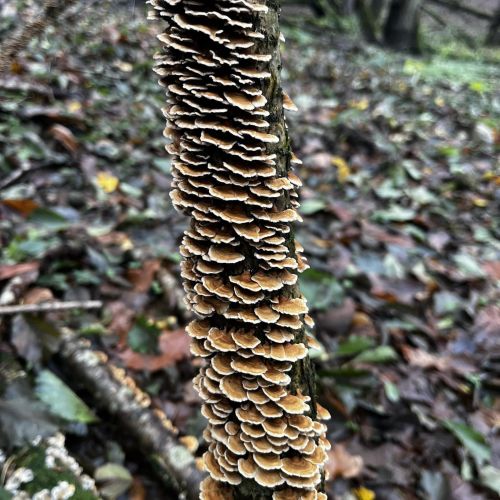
[0, 301, 103, 315]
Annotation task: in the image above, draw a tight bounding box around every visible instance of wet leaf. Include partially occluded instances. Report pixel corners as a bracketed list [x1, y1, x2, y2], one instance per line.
[353, 346, 398, 364]
[336, 336, 375, 357]
[96, 172, 120, 193]
[326, 444, 363, 479]
[94, 463, 132, 499]
[35, 370, 97, 424]
[443, 421, 491, 467]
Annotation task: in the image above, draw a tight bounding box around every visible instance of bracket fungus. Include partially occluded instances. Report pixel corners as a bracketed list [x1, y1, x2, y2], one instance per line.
[150, 0, 330, 497]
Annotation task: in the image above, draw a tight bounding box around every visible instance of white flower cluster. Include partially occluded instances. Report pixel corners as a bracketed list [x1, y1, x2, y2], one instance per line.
[1, 434, 97, 499]
[28, 480, 76, 500]
[4, 467, 34, 493]
[44, 434, 96, 494]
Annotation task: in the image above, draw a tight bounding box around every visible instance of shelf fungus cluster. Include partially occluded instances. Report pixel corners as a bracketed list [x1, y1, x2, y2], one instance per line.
[149, 0, 331, 497]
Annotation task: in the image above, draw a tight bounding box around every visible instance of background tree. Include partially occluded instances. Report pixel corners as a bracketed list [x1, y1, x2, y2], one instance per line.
[382, 0, 423, 52]
[487, 1, 500, 45]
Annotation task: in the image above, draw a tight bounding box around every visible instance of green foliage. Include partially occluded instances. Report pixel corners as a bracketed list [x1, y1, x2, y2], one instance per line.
[35, 371, 97, 424]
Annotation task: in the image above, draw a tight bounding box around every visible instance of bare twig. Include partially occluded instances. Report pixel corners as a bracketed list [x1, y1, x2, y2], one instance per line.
[0, 301, 103, 316]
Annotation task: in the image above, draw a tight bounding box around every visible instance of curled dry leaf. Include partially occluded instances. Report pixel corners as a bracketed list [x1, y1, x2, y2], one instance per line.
[49, 124, 79, 153]
[126, 259, 161, 293]
[120, 329, 190, 372]
[326, 444, 363, 480]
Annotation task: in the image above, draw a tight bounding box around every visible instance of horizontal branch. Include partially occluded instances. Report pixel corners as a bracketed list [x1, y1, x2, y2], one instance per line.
[0, 301, 103, 315]
[59, 338, 203, 499]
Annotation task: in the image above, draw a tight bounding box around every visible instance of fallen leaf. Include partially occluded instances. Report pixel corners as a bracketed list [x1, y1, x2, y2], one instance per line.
[331, 156, 351, 182]
[22, 287, 54, 304]
[1, 199, 39, 217]
[0, 262, 40, 281]
[326, 444, 363, 479]
[49, 124, 79, 153]
[126, 259, 161, 293]
[96, 171, 120, 193]
[120, 329, 190, 371]
[354, 487, 376, 500]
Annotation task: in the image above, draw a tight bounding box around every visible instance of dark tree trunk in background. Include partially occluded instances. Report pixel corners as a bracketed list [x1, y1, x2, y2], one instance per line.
[356, 0, 379, 42]
[383, 0, 422, 52]
[487, 3, 500, 45]
[370, 0, 389, 24]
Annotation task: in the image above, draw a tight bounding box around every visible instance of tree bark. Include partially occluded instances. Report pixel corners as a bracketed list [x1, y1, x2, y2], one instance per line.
[383, 0, 423, 52]
[150, 0, 330, 498]
[487, 3, 500, 45]
[356, 0, 380, 43]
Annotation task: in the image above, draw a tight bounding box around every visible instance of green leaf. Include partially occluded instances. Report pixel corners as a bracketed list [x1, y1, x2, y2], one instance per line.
[152, 158, 171, 174]
[352, 346, 398, 364]
[384, 380, 400, 403]
[372, 205, 416, 222]
[35, 370, 97, 424]
[0, 487, 12, 500]
[336, 336, 375, 357]
[28, 208, 70, 230]
[453, 254, 486, 279]
[480, 465, 500, 494]
[299, 269, 344, 311]
[94, 463, 132, 499]
[300, 199, 327, 215]
[443, 421, 491, 467]
[128, 317, 161, 354]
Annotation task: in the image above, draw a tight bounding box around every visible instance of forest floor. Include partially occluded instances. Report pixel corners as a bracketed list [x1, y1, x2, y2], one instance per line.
[0, 1, 499, 499]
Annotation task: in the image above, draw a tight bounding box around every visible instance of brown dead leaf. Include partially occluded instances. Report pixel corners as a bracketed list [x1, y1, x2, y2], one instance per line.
[402, 346, 475, 377]
[49, 124, 79, 153]
[107, 301, 135, 346]
[1, 199, 39, 217]
[402, 346, 449, 371]
[0, 262, 40, 281]
[326, 444, 363, 480]
[129, 477, 146, 500]
[317, 298, 355, 337]
[22, 287, 54, 304]
[120, 329, 190, 372]
[126, 260, 161, 293]
[482, 261, 500, 280]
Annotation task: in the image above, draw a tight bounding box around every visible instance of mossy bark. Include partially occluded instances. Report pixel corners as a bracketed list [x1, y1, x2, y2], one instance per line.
[230, 2, 320, 498]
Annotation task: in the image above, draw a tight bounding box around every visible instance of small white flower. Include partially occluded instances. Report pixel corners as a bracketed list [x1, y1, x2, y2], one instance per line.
[50, 481, 76, 500]
[32, 490, 51, 500]
[5, 467, 34, 492]
[79, 474, 97, 492]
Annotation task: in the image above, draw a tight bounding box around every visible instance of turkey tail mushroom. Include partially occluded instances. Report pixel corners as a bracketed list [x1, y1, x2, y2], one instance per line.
[149, 0, 331, 497]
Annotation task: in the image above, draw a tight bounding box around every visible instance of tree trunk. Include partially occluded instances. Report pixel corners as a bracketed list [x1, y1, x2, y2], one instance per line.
[383, 0, 423, 52]
[487, 4, 500, 45]
[356, 0, 380, 42]
[149, 0, 330, 499]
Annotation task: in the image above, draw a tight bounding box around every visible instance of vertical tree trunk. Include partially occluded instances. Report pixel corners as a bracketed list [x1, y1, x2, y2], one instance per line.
[356, 0, 380, 43]
[149, 1, 331, 499]
[487, 3, 500, 45]
[383, 0, 423, 52]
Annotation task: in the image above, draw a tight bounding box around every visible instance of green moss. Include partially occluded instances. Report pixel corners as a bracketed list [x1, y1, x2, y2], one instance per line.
[16, 447, 97, 499]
